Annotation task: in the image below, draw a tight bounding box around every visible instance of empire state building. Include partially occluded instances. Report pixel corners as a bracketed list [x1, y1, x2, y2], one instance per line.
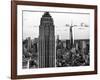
[39, 12, 55, 68]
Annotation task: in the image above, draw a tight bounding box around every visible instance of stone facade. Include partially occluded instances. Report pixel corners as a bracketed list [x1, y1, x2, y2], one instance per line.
[39, 12, 55, 68]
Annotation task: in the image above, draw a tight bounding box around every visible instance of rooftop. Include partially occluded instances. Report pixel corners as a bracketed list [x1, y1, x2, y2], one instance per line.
[42, 12, 51, 17]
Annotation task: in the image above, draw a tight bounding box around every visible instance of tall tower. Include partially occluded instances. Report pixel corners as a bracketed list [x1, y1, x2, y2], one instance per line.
[39, 12, 55, 68]
[69, 24, 74, 49]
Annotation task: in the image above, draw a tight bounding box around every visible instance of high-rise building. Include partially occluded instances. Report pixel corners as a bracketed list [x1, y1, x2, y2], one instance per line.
[69, 25, 74, 49]
[27, 37, 31, 51]
[39, 12, 55, 68]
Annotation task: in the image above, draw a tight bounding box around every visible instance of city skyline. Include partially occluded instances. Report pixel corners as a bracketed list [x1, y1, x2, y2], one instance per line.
[23, 11, 90, 40]
[22, 12, 90, 69]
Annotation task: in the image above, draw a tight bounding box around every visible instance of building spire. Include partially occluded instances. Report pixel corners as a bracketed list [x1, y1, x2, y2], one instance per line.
[42, 12, 51, 17]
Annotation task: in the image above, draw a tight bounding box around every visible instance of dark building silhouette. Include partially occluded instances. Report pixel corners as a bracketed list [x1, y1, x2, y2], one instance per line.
[69, 24, 74, 49]
[39, 12, 55, 68]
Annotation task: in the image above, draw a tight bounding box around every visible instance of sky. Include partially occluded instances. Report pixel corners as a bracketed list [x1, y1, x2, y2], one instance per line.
[23, 11, 90, 40]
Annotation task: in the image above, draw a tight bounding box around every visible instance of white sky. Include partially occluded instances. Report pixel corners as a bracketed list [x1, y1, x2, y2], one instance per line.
[23, 11, 90, 40]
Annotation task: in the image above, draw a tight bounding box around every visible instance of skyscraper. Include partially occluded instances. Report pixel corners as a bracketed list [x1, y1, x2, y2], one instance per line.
[69, 24, 74, 49]
[39, 12, 55, 68]
[27, 37, 31, 51]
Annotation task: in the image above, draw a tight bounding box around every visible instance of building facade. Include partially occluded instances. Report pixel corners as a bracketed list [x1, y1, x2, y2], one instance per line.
[39, 12, 55, 68]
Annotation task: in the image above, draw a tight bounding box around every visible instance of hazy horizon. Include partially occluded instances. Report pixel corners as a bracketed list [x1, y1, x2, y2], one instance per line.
[23, 11, 90, 40]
